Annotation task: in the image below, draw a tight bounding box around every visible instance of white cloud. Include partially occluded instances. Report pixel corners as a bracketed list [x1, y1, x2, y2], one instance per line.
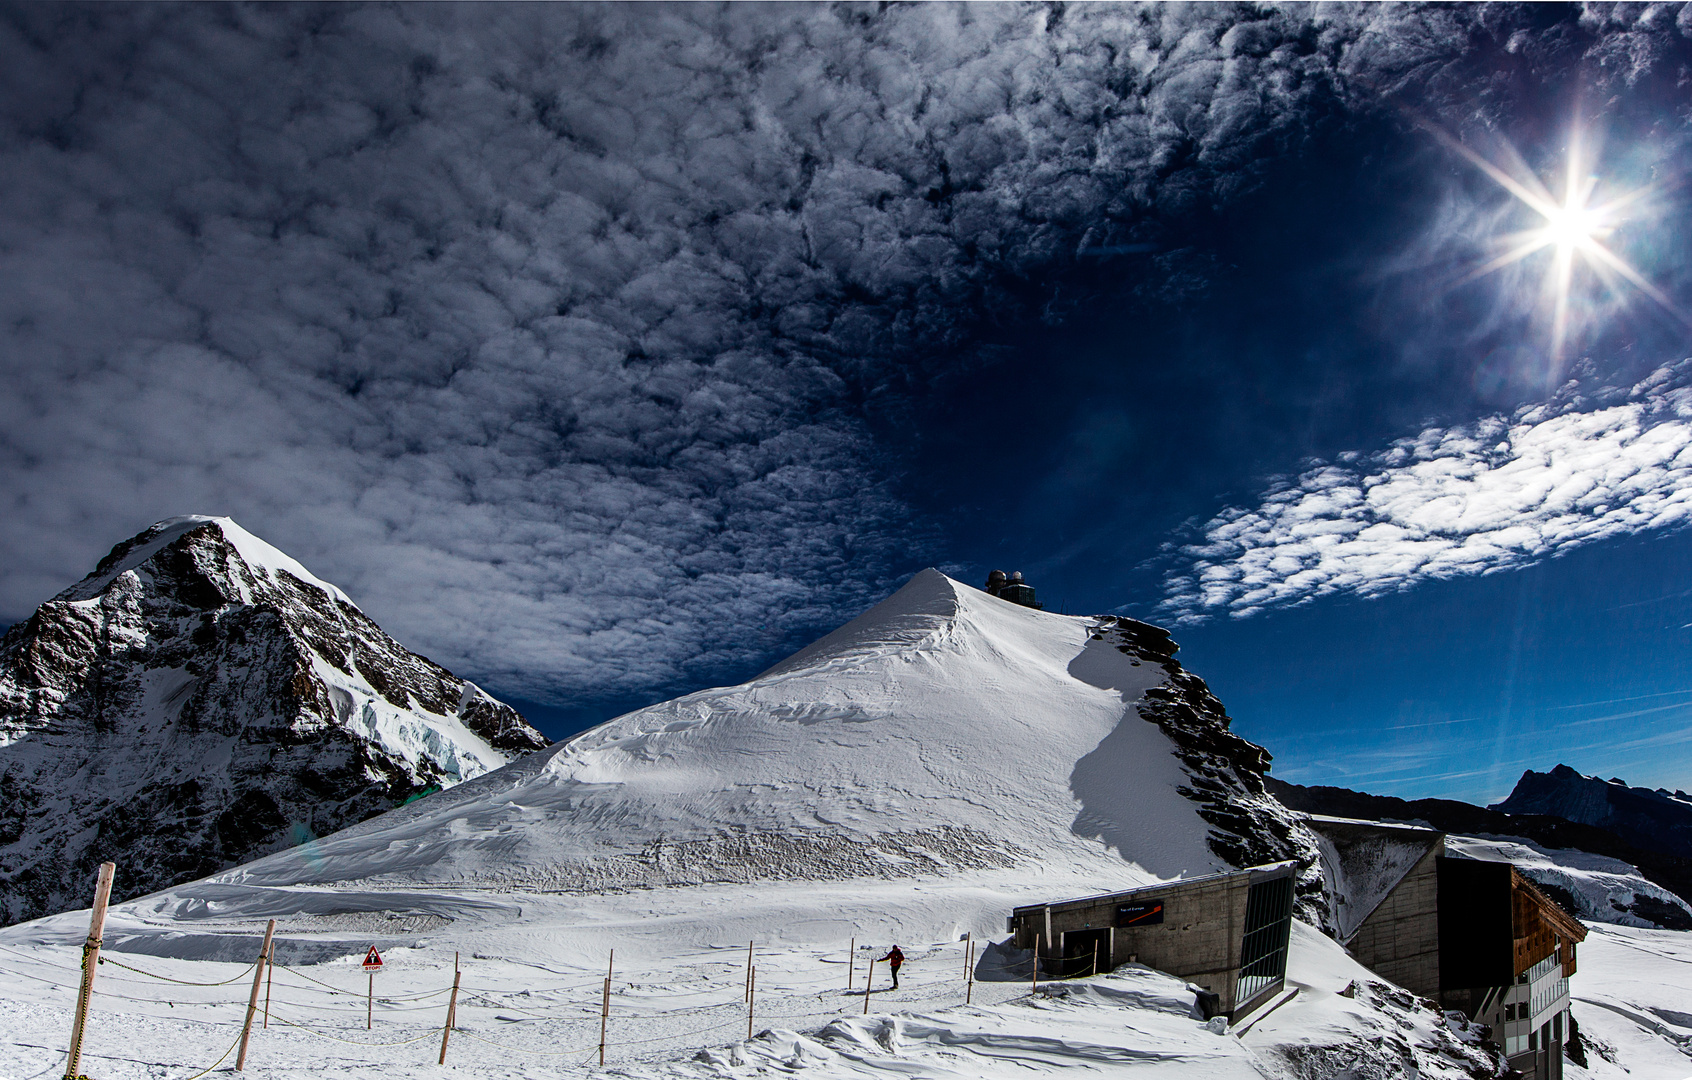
[1161, 361, 1692, 620]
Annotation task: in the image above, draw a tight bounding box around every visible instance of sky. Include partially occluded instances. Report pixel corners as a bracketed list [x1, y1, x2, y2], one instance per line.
[2, 3, 1691, 804]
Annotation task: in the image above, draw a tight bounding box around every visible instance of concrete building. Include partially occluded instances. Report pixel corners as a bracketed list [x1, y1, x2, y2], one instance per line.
[1306, 816, 1586, 1080]
[1308, 815, 1443, 995]
[1007, 861, 1297, 1020]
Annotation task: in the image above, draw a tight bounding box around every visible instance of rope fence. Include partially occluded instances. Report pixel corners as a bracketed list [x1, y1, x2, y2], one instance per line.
[4, 939, 1085, 1076]
[15, 866, 1113, 1077]
[98, 954, 259, 986]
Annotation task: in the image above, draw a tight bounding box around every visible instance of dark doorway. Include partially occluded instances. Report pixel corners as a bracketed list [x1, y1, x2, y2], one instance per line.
[1053, 927, 1111, 979]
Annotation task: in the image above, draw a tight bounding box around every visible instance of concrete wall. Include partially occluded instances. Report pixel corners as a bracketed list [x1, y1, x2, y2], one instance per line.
[1115, 874, 1250, 1011]
[1347, 840, 1443, 998]
[1010, 863, 1294, 1017]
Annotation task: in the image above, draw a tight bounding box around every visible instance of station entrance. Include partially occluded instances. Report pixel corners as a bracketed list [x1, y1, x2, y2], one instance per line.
[1056, 927, 1112, 978]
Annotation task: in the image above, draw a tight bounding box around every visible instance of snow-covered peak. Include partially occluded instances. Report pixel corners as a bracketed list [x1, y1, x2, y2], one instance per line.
[185, 569, 1314, 931]
[57, 516, 353, 606]
[0, 516, 545, 926]
[758, 567, 961, 677]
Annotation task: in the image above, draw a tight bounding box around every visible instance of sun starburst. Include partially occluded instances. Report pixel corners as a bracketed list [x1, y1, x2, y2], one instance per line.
[1431, 124, 1685, 364]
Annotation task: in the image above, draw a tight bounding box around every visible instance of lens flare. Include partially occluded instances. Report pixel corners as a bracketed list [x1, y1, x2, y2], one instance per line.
[1430, 123, 1686, 366]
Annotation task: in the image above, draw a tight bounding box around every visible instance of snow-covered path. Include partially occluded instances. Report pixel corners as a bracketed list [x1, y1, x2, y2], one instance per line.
[7, 910, 1692, 1078]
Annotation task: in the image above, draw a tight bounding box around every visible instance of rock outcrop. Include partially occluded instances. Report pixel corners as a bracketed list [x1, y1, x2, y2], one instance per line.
[1087, 616, 1324, 921]
[0, 516, 547, 925]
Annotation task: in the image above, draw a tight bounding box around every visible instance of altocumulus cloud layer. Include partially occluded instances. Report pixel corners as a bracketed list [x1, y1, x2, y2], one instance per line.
[1, 3, 1685, 704]
[1163, 361, 1692, 620]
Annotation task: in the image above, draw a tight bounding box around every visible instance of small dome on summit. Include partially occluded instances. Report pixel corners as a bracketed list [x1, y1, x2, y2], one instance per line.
[984, 568, 1041, 609]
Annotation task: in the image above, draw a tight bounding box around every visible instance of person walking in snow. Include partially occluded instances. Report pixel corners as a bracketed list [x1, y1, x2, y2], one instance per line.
[879, 946, 904, 990]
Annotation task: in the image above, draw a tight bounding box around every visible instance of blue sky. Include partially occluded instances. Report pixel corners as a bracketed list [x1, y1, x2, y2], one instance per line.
[2, 4, 1690, 804]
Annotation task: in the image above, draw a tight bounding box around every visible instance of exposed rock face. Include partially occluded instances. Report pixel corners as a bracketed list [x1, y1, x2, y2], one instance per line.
[1493, 764, 1692, 860]
[1087, 616, 1325, 921]
[0, 517, 547, 925]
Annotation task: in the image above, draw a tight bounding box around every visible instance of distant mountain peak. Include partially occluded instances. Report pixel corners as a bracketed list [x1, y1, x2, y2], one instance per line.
[0, 516, 547, 925]
[1493, 765, 1692, 861]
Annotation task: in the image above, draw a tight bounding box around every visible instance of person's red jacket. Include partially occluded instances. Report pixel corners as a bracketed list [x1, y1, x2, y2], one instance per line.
[880, 947, 904, 968]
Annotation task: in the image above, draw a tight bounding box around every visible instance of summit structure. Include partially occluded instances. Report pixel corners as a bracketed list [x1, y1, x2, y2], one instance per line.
[984, 569, 1041, 609]
[0, 516, 547, 925]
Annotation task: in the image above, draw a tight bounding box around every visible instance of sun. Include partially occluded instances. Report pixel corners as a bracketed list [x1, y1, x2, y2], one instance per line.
[1540, 201, 1606, 253]
[1430, 123, 1684, 364]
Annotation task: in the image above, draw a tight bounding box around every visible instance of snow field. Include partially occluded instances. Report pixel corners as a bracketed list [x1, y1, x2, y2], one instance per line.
[0, 915, 1528, 1080]
[0, 932, 1076, 1079]
[1566, 924, 1692, 1079]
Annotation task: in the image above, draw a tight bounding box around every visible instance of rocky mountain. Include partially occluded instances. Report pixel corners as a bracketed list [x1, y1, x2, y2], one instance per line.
[0, 516, 547, 925]
[1493, 763, 1692, 860]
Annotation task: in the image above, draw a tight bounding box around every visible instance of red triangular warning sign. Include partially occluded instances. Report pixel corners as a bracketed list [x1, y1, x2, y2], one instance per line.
[362, 946, 383, 970]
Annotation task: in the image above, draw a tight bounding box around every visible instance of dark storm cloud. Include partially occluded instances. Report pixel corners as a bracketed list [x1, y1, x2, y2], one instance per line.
[0, 2, 1667, 705]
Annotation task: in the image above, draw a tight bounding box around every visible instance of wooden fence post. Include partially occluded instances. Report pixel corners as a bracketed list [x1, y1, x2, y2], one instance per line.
[863, 958, 875, 1014]
[747, 966, 756, 1041]
[438, 952, 461, 1065]
[598, 949, 613, 1067]
[966, 938, 975, 1005]
[1031, 933, 1040, 996]
[263, 945, 273, 1029]
[63, 861, 115, 1080]
[847, 937, 854, 990]
[598, 977, 610, 1066]
[744, 941, 753, 1002]
[236, 919, 277, 1071]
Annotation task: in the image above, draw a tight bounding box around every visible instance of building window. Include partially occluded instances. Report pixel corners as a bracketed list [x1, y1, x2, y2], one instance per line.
[1235, 874, 1295, 1007]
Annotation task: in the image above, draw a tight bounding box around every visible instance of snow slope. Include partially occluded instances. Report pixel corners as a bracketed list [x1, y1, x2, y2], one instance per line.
[52, 569, 1317, 948]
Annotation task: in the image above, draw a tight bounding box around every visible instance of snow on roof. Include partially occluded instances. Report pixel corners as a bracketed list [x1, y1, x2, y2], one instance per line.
[1304, 814, 1442, 836]
[1013, 860, 1300, 914]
